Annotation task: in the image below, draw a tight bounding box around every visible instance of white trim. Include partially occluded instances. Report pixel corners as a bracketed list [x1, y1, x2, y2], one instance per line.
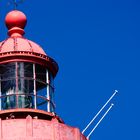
[33, 64, 37, 109]
[0, 76, 1, 110]
[46, 69, 50, 112]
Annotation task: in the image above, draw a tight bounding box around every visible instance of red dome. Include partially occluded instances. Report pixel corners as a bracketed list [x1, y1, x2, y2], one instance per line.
[0, 37, 46, 55]
[2, 10, 46, 55]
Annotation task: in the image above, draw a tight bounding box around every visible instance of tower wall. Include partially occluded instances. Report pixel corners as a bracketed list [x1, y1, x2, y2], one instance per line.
[0, 115, 86, 140]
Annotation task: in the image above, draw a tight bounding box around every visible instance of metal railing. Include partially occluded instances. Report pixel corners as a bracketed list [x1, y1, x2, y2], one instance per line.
[0, 93, 55, 112]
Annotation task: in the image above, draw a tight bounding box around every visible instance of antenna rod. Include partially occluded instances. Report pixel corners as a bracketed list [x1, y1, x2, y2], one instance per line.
[13, 0, 17, 10]
[82, 90, 118, 134]
[87, 103, 114, 139]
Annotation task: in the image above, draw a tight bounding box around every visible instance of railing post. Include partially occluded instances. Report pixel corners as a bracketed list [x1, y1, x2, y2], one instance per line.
[33, 64, 37, 109]
[0, 76, 1, 110]
[46, 69, 50, 112]
[15, 62, 18, 108]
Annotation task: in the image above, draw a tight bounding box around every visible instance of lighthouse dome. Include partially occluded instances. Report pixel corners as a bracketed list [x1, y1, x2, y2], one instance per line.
[0, 10, 58, 77]
[0, 37, 46, 55]
[0, 10, 46, 56]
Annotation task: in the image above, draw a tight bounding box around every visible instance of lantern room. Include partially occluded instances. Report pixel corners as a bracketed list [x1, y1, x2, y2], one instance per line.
[0, 10, 58, 113]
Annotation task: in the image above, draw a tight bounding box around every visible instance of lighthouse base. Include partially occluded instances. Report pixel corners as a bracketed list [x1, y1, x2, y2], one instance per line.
[0, 109, 87, 140]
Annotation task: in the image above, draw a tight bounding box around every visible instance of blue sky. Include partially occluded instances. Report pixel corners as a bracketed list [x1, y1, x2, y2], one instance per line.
[0, 0, 139, 139]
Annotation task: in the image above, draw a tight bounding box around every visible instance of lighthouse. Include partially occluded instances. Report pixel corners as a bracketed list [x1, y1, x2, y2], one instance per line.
[0, 10, 88, 140]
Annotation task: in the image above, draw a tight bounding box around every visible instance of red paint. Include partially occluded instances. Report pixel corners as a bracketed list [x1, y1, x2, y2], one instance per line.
[0, 114, 87, 140]
[0, 10, 88, 140]
[5, 10, 27, 37]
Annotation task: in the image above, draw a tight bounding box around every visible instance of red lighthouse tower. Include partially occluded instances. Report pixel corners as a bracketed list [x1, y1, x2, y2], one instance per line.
[0, 9, 87, 140]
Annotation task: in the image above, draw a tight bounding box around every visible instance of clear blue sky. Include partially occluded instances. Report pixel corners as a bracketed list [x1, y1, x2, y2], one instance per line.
[0, 0, 139, 140]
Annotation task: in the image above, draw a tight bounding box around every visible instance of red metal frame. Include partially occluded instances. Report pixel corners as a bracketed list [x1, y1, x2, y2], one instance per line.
[0, 52, 58, 77]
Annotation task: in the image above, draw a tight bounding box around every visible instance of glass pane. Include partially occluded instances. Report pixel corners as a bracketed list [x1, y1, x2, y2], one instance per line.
[18, 79, 34, 94]
[18, 62, 33, 78]
[0, 63, 16, 110]
[50, 103, 55, 112]
[49, 72, 55, 112]
[18, 79, 34, 108]
[0, 63, 15, 80]
[37, 86, 47, 111]
[0, 62, 35, 110]
[36, 64, 46, 83]
[1, 80, 16, 109]
[17, 94, 33, 108]
[49, 86, 54, 105]
[17, 62, 34, 108]
[2, 94, 16, 109]
[49, 72, 54, 87]
[0, 62, 56, 112]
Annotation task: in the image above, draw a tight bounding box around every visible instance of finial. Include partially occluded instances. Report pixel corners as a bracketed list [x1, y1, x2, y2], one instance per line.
[8, 0, 24, 10]
[5, 10, 27, 37]
[13, 0, 17, 10]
